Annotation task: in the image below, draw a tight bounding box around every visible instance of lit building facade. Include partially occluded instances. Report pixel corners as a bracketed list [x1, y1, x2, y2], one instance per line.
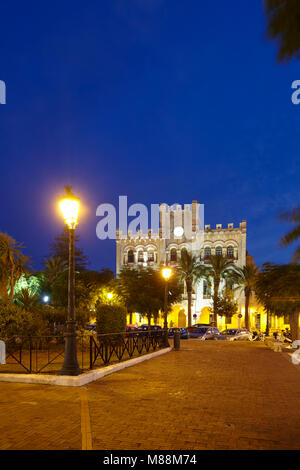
[116, 201, 286, 331]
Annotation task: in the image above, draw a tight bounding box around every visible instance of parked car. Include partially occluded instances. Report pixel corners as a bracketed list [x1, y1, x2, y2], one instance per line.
[168, 327, 189, 339]
[85, 323, 96, 332]
[125, 324, 139, 332]
[137, 324, 163, 336]
[187, 325, 220, 340]
[138, 324, 162, 331]
[219, 328, 251, 341]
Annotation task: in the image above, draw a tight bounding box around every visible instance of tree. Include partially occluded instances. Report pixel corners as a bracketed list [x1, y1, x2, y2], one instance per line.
[0, 233, 31, 302]
[200, 254, 240, 327]
[47, 226, 89, 271]
[214, 290, 238, 327]
[264, 1, 300, 62]
[176, 250, 201, 327]
[43, 256, 67, 286]
[15, 288, 40, 310]
[279, 206, 300, 262]
[115, 266, 183, 326]
[234, 261, 259, 330]
[255, 263, 300, 341]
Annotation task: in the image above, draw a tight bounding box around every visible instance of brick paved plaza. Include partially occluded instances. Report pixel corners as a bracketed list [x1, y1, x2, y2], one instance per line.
[1, 340, 300, 450]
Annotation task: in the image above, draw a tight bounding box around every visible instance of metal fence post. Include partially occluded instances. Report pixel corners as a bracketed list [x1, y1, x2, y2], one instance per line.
[89, 335, 93, 370]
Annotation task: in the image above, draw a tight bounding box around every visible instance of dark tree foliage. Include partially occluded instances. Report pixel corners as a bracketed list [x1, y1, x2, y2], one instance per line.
[279, 206, 300, 262]
[115, 266, 183, 325]
[264, 0, 300, 61]
[255, 263, 300, 340]
[47, 226, 89, 271]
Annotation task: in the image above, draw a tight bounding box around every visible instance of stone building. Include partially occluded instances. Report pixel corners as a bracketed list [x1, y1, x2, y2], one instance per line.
[116, 201, 247, 328]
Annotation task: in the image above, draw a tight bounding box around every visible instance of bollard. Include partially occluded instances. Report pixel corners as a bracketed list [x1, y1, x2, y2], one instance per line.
[0, 340, 6, 364]
[174, 330, 180, 350]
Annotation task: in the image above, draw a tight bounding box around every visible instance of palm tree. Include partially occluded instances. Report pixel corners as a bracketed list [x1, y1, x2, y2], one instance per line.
[177, 250, 201, 327]
[234, 263, 259, 331]
[255, 263, 300, 341]
[15, 288, 40, 310]
[0, 233, 31, 302]
[264, 1, 300, 62]
[43, 256, 67, 286]
[279, 206, 300, 262]
[201, 254, 240, 327]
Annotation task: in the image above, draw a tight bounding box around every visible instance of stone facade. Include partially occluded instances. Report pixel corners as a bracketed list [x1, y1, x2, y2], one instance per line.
[116, 201, 247, 328]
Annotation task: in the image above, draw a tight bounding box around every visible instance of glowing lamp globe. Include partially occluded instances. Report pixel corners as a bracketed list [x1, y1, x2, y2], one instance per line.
[59, 187, 80, 229]
[107, 292, 113, 300]
[162, 267, 172, 280]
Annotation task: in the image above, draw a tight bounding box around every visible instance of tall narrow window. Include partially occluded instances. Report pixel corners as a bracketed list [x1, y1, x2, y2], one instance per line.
[128, 250, 134, 263]
[216, 246, 222, 256]
[138, 251, 144, 263]
[148, 251, 154, 262]
[203, 280, 211, 297]
[204, 247, 211, 259]
[227, 246, 234, 259]
[170, 249, 177, 262]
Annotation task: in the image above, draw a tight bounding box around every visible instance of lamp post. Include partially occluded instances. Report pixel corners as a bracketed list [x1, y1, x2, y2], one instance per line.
[59, 186, 81, 376]
[162, 266, 172, 347]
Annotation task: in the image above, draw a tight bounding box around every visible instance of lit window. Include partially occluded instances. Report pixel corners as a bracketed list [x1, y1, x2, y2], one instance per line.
[148, 251, 154, 261]
[227, 246, 234, 258]
[216, 246, 222, 256]
[204, 247, 211, 259]
[138, 251, 144, 262]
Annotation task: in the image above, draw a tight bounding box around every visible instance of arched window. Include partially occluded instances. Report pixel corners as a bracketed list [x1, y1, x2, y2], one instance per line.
[148, 251, 154, 262]
[138, 251, 144, 263]
[227, 246, 234, 259]
[204, 247, 211, 259]
[216, 246, 222, 256]
[170, 249, 177, 262]
[128, 250, 134, 263]
[181, 248, 187, 258]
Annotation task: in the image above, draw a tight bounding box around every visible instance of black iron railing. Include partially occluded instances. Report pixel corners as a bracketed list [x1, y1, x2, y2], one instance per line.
[0, 330, 165, 375]
[89, 330, 164, 369]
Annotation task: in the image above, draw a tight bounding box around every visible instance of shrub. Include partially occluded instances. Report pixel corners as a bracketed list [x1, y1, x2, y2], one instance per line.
[0, 302, 48, 339]
[95, 302, 126, 335]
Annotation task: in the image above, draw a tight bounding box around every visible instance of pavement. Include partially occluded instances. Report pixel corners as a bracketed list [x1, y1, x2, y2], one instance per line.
[1, 340, 300, 450]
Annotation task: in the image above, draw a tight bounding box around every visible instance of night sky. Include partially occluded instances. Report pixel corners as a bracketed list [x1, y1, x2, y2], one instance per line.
[0, 0, 299, 273]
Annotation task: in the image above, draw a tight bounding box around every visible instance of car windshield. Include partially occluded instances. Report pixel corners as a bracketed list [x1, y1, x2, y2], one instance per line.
[197, 328, 210, 334]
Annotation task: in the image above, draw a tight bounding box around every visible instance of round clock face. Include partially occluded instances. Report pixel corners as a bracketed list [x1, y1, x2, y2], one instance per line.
[174, 226, 184, 237]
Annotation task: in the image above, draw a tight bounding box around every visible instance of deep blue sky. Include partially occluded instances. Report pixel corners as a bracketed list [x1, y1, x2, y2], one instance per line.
[0, 0, 299, 273]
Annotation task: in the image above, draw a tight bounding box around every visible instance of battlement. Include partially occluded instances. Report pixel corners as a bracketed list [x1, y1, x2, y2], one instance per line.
[204, 221, 246, 232]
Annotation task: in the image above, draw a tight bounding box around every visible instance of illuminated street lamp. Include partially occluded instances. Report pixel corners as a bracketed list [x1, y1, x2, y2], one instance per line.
[59, 186, 81, 376]
[161, 266, 172, 347]
[107, 292, 113, 301]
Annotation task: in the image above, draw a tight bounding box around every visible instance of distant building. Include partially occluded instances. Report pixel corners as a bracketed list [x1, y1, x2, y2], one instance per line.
[116, 201, 250, 328]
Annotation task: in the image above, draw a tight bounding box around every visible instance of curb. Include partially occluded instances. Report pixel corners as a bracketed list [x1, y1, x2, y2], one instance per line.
[0, 347, 172, 387]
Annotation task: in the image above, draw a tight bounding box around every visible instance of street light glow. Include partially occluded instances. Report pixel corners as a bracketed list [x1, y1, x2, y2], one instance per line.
[107, 292, 113, 300]
[43, 295, 49, 303]
[59, 187, 80, 229]
[162, 267, 172, 280]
